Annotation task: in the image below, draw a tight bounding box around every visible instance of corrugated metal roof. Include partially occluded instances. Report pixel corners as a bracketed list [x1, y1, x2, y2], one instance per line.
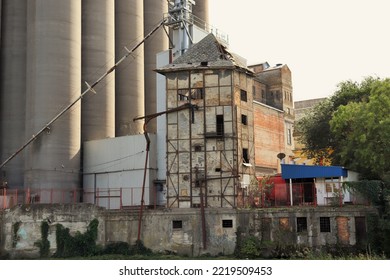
[281, 164, 348, 179]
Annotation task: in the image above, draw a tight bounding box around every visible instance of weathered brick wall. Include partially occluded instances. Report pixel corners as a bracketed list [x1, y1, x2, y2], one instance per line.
[253, 102, 285, 174]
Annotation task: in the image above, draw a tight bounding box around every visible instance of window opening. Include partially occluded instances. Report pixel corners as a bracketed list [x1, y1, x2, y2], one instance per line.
[191, 88, 204, 99]
[222, 219, 233, 228]
[241, 114, 248, 125]
[178, 89, 189, 101]
[242, 148, 249, 163]
[297, 217, 307, 232]
[320, 217, 331, 232]
[216, 115, 224, 136]
[172, 220, 183, 229]
[240, 89, 247, 102]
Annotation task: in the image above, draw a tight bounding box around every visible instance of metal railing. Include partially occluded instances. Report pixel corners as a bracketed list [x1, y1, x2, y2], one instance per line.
[0, 187, 161, 210]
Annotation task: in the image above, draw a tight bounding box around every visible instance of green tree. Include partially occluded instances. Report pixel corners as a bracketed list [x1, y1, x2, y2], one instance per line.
[295, 76, 383, 169]
[330, 79, 390, 180]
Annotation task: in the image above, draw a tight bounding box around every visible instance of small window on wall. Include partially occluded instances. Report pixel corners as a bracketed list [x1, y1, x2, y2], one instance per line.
[222, 219, 233, 228]
[242, 148, 249, 163]
[216, 115, 224, 136]
[320, 217, 331, 232]
[297, 217, 307, 232]
[241, 114, 248, 125]
[240, 89, 247, 102]
[172, 220, 183, 229]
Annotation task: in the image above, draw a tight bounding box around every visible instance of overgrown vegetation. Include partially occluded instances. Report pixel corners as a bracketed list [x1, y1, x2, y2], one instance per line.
[34, 221, 50, 258]
[12, 221, 21, 248]
[53, 218, 100, 258]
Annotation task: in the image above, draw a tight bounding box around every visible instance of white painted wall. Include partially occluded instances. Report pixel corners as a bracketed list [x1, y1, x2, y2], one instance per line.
[83, 134, 158, 209]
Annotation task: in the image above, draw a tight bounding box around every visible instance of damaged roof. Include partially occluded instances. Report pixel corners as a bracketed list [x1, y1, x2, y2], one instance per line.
[156, 33, 253, 74]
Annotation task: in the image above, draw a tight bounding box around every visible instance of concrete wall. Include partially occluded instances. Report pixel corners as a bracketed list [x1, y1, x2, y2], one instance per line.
[0, 204, 376, 259]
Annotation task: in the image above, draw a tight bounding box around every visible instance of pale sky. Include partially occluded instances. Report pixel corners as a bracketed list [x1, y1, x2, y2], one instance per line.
[208, 0, 390, 101]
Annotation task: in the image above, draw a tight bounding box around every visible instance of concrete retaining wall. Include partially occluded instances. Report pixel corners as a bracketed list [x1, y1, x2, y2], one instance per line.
[0, 204, 376, 258]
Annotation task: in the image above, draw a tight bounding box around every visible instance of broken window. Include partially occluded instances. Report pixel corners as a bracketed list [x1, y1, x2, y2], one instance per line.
[297, 217, 307, 232]
[240, 89, 247, 102]
[320, 217, 331, 232]
[191, 88, 204, 99]
[178, 89, 189, 101]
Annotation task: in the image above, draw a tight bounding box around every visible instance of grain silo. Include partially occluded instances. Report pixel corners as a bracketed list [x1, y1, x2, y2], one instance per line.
[81, 0, 115, 142]
[143, 0, 169, 133]
[0, 0, 27, 190]
[115, 0, 144, 136]
[24, 0, 82, 201]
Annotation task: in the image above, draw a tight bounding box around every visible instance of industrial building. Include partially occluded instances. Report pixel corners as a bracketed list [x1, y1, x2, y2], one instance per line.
[1, 0, 294, 208]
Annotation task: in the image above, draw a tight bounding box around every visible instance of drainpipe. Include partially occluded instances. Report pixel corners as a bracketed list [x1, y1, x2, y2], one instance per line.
[289, 178, 293, 206]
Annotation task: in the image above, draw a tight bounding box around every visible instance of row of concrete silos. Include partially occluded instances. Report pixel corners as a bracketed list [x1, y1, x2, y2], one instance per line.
[0, 0, 209, 197]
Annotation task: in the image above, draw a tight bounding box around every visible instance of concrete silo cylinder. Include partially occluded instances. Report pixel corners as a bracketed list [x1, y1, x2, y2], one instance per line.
[143, 0, 169, 133]
[0, 0, 27, 190]
[115, 0, 145, 136]
[81, 0, 115, 142]
[24, 0, 82, 202]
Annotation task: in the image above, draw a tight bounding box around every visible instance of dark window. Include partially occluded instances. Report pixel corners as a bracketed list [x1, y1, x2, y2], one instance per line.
[215, 167, 221, 172]
[243, 148, 249, 163]
[194, 145, 202, 152]
[320, 217, 331, 232]
[172, 220, 183, 229]
[216, 115, 224, 136]
[240, 89, 247, 102]
[222, 219, 233, 228]
[241, 114, 248, 125]
[297, 217, 307, 232]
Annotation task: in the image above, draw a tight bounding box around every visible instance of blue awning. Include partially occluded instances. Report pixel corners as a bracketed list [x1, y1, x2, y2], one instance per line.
[281, 164, 348, 179]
